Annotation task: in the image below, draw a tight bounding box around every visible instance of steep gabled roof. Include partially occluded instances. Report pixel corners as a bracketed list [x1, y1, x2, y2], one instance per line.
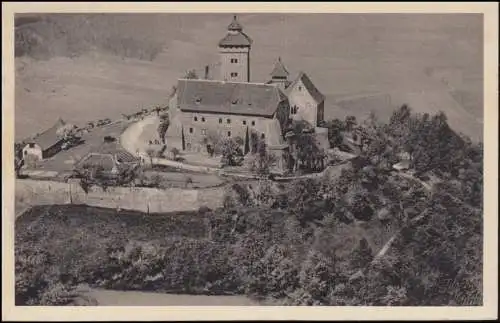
[27, 118, 65, 150]
[177, 79, 287, 117]
[286, 72, 325, 104]
[270, 57, 289, 79]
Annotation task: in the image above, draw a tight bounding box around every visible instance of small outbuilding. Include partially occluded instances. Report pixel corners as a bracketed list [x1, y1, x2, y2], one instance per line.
[22, 118, 66, 161]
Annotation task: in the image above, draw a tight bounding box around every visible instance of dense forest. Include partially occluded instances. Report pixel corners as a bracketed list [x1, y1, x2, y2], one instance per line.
[15, 106, 483, 306]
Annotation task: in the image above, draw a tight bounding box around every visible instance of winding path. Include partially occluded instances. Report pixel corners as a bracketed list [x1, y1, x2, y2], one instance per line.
[120, 115, 159, 156]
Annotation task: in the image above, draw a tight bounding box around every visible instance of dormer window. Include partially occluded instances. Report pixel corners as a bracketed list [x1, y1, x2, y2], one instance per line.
[231, 98, 239, 105]
[195, 97, 202, 104]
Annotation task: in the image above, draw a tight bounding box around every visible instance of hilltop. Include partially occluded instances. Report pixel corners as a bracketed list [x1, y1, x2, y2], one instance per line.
[15, 13, 483, 141]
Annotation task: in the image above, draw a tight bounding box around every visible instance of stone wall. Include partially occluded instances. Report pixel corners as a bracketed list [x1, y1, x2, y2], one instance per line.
[16, 179, 225, 214]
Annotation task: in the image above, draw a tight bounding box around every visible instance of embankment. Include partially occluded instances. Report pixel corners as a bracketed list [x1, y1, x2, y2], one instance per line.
[15, 179, 225, 215]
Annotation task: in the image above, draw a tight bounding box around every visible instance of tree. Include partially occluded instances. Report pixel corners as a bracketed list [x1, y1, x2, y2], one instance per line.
[157, 114, 170, 144]
[170, 147, 180, 161]
[324, 118, 345, 148]
[216, 138, 243, 167]
[349, 238, 373, 269]
[181, 126, 186, 151]
[244, 126, 250, 155]
[185, 69, 198, 79]
[251, 140, 277, 176]
[145, 148, 156, 165]
[345, 116, 357, 132]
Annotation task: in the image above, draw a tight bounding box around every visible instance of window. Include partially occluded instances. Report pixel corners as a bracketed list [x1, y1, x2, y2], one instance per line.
[251, 121, 255, 126]
[201, 129, 207, 135]
[298, 86, 302, 91]
[29, 143, 35, 148]
[219, 118, 223, 124]
[261, 133, 265, 139]
[201, 117, 205, 122]
[194, 116, 198, 121]
[291, 106, 299, 115]
[230, 72, 238, 78]
[195, 97, 202, 104]
[231, 58, 238, 63]
[243, 120, 247, 125]
[227, 131, 231, 137]
[227, 118, 231, 124]
[189, 127, 194, 134]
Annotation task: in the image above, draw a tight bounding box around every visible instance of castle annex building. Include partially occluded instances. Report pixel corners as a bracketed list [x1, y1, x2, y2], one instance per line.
[166, 15, 329, 169]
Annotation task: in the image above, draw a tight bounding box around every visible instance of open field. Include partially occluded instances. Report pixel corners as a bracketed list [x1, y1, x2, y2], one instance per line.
[15, 13, 483, 141]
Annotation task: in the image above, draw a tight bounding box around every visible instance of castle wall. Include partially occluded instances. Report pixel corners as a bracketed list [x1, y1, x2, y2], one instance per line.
[15, 179, 225, 215]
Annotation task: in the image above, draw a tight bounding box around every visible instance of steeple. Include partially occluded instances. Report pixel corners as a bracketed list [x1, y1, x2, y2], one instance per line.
[270, 57, 289, 79]
[269, 57, 289, 90]
[227, 15, 243, 32]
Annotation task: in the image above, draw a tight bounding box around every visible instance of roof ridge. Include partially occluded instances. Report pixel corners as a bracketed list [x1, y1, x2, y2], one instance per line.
[178, 78, 276, 87]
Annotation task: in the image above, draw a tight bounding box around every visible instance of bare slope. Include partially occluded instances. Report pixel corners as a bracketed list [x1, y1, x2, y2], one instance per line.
[15, 13, 483, 141]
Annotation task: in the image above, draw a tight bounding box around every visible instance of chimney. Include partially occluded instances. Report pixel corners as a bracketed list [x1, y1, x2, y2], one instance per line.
[204, 65, 209, 79]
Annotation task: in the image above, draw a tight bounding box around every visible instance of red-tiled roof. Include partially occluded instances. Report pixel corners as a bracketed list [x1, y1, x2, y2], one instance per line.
[177, 79, 287, 117]
[27, 118, 65, 150]
[286, 72, 325, 104]
[270, 57, 289, 79]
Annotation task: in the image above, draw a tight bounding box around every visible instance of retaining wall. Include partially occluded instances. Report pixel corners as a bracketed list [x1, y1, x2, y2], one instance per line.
[15, 179, 225, 215]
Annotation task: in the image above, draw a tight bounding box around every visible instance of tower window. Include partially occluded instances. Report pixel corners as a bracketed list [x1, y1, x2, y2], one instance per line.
[261, 133, 265, 139]
[189, 127, 193, 134]
[243, 120, 247, 125]
[251, 121, 255, 126]
[230, 72, 238, 78]
[194, 116, 198, 121]
[291, 106, 299, 115]
[201, 117, 206, 122]
[195, 97, 202, 104]
[227, 118, 231, 124]
[230, 58, 238, 63]
[219, 118, 222, 124]
[227, 131, 231, 137]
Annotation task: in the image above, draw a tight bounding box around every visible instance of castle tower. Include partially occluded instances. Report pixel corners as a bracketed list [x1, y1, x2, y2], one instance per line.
[269, 57, 289, 90]
[218, 15, 252, 82]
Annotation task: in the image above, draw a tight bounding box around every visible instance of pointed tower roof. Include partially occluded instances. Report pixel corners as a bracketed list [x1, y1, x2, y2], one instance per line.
[227, 15, 243, 31]
[218, 15, 252, 47]
[270, 57, 289, 79]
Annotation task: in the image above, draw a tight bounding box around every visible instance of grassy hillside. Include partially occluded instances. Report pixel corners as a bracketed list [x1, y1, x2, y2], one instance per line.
[14, 13, 483, 141]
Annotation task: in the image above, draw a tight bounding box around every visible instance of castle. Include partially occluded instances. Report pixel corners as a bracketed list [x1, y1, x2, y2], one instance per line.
[166, 15, 329, 172]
